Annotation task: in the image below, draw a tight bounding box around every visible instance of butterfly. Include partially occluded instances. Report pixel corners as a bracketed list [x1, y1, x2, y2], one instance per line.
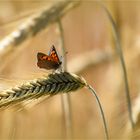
[37, 45, 62, 70]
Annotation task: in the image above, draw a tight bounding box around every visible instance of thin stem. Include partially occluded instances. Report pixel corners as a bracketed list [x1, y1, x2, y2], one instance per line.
[60, 94, 72, 138]
[87, 85, 109, 140]
[58, 20, 67, 71]
[99, 2, 134, 129]
[57, 19, 73, 138]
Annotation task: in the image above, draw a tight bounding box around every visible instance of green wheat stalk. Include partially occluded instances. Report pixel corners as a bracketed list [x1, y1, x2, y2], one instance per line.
[99, 2, 134, 129]
[0, 72, 109, 140]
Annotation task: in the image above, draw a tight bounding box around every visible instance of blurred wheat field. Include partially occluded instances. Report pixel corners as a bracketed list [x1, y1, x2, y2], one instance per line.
[0, 0, 140, 140]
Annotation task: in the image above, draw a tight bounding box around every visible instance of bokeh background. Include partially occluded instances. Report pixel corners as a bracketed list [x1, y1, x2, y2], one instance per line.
[0, 0, 140, 139]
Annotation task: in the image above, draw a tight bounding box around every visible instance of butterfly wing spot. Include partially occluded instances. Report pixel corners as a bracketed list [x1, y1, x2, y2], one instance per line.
[50, 50, 59, 62]
[37, 53, 47, 60]
[42, 56, 48, 60]
[47, 57, 51, 61]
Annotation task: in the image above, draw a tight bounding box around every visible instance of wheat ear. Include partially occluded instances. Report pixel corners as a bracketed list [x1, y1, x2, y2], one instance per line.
[0, 72, 85, 108]
[0, 1, 80, 61]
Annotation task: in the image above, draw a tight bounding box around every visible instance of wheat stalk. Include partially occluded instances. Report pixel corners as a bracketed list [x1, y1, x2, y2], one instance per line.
[0, 71, 109, 139]
[87, 85, 109, 140]
[99, 2, 134, 129]
[57, 19, 73, 138]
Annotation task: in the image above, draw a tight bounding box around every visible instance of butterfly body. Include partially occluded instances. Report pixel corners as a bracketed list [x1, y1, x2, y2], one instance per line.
[37, 46, 62, 70]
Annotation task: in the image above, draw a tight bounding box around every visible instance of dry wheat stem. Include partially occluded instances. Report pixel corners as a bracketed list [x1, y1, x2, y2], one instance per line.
[0, 72, 85, 108]
[99, 2, 134, 129]
[0, 1, 80, 63]
[58, 19, 73, 138]
[87, 85, 109, 140]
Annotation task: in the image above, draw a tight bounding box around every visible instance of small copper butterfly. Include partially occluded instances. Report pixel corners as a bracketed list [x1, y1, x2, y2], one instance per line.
[37, 45, 62, 70]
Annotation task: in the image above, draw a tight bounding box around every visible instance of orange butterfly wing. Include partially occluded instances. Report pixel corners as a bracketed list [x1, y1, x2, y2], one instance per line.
[49, 45, 61, 63]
